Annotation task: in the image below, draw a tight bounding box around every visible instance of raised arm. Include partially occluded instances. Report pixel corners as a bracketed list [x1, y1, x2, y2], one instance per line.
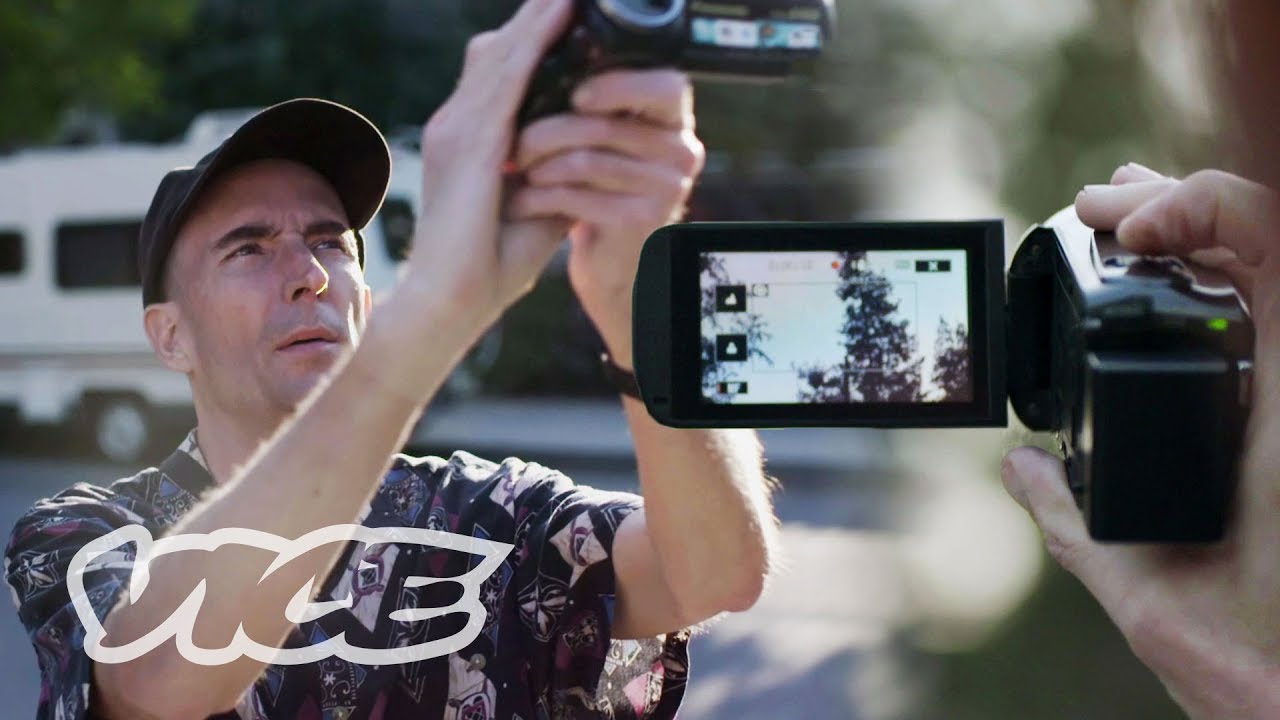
[92, 2, 580, 717]
[507, 68, 777, 639]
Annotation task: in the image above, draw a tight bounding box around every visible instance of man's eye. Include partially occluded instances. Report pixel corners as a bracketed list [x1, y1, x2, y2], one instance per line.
[229, 243, 261, 259]
[317, 238, 354, 256]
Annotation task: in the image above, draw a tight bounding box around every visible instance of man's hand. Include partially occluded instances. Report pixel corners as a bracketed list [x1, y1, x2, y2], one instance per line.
[1002, 163, 1280, 719]
[500, 71, 773, 639]
[403, 0, 576, 327]
[507, 69, 706, 367]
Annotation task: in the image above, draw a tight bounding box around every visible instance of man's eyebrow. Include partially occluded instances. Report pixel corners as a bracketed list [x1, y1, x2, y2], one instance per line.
[211, 220, 351, 253]
[212, 224, 275, 253]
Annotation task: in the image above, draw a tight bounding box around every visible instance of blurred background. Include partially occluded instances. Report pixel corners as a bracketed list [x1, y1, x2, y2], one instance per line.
[0, 0, 1225, 717]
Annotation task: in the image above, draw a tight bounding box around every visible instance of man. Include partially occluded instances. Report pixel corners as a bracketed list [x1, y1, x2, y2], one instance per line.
[1002, 2, 1280, 717]
[4, 1, 776, 718]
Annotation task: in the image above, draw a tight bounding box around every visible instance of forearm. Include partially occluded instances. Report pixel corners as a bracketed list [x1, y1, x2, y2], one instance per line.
[98, 287, 484, 718]
[621, 395, 775, 620]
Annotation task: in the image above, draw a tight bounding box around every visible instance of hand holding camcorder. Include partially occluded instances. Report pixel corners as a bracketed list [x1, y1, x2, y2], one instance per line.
[466, 0, 835, 126]
[630, 214, 1253, 542]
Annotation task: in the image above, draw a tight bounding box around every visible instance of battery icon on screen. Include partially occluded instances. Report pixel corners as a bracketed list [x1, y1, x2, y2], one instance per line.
[915, 260, 951, 272]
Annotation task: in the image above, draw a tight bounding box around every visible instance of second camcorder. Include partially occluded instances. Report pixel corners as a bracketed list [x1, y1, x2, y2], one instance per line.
[631, 213, 1254, 543]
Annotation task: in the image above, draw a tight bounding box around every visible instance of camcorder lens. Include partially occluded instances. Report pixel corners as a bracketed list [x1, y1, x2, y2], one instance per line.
[600, 0, 686, 29]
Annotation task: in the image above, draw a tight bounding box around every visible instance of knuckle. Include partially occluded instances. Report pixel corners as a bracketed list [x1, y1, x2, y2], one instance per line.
[1171, 176, 1223, 239]
[685, 134, 707, 173]
[464, 32, 497, 64]
[1042, 528, 1087, 575]
[1184, 168, 1230, 188]
[1176, 171, 1233, 215]
[675, 135, 705, 176]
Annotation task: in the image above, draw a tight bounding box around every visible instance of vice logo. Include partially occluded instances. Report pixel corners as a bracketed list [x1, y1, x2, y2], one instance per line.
[67, 524, 514, 666]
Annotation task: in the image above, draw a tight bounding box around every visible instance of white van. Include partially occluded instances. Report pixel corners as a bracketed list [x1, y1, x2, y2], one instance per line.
[0, 109, 440, 463]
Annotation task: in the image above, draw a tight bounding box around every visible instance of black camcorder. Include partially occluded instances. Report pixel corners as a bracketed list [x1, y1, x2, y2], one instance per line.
[631, 212, 1253, 542]
[465, 0, 835, 125]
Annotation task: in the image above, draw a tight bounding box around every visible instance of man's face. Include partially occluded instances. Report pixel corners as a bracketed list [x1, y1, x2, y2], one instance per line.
[158, 159, 372, 421]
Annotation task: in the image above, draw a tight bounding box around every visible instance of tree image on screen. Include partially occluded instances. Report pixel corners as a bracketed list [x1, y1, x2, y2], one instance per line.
[797, 252, 923, 402]
[931, 317, 972, 402]
[701, 254, 773, 399]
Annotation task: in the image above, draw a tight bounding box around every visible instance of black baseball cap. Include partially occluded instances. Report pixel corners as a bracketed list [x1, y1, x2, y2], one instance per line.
[138, 98, 392, 306]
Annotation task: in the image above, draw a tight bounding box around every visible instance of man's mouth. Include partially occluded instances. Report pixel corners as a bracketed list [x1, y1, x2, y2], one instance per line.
[278, 327, 341, 351]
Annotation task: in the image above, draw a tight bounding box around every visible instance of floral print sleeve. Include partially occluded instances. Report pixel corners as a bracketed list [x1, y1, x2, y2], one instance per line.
[5, 483, 153, 720]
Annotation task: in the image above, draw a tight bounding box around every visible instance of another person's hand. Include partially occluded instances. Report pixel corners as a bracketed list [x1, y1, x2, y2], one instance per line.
[1002, 163, 1280, 718]
[507, 69, 705, 369]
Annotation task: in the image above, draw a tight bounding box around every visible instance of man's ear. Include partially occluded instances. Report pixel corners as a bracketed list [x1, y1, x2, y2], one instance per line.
[143, 302, 193, 374]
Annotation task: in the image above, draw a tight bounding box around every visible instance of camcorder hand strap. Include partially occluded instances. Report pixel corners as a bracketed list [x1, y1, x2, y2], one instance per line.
[601, 352, 642, 399]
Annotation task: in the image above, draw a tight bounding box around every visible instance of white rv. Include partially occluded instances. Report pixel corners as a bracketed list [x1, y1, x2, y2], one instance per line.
[0, 110, 432, 463]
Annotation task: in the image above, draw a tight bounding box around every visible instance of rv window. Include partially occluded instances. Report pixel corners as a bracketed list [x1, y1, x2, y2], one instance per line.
[0, 231, 22, 274]
[56, 221, 143, 289]
[379, 199, 414, 261]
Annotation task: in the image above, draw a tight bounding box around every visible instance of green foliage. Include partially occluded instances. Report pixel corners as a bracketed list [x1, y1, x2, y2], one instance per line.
[123, 0, 473, 142]
[0, 0, 194, 147]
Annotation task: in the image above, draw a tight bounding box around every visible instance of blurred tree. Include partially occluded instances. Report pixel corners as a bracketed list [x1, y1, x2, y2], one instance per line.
[931, 318, 971, 402]
[0, 0, 194, 148]
[122, 0, 472, 141]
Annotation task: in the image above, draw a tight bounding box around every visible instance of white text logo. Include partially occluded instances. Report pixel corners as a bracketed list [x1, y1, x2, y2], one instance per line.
[67, 524, 513, 666]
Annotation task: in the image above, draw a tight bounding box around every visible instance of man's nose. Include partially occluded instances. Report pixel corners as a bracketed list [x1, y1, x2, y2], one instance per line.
[282, 239, 330, 302]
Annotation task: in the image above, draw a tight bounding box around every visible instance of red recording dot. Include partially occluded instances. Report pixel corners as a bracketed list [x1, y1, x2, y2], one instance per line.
[831, 261, 840, 269]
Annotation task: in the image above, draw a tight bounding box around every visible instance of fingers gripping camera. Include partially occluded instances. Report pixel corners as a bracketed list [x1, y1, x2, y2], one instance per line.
[466, 0, 836, 126]
[1008, 207, 1251, 542]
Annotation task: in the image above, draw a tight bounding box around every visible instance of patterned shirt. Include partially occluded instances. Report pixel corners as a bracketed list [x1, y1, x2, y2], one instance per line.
[4, 431, 690, 719]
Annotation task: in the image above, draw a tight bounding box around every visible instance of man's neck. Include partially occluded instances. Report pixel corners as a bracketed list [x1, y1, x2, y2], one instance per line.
[191, 408, 281, 486]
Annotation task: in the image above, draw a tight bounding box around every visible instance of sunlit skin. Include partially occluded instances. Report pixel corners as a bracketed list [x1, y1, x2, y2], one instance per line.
[143, 159, 373, 451]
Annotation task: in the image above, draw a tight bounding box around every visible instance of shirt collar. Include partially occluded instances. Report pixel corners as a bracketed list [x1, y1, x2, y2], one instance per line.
[159, 428, 216, 497]
[177, 428, 210, 471]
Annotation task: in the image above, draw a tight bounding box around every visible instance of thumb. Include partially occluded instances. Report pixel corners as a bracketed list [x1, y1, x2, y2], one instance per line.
[1002, 447, 1126, 597]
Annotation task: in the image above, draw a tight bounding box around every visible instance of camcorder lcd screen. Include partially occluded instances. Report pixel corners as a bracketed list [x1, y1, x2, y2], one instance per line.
[636, 221, 1007, 427]
[700, 249, 971, 404]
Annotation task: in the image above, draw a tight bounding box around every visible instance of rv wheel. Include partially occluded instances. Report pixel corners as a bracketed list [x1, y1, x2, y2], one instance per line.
[92, 397, 151, 464]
